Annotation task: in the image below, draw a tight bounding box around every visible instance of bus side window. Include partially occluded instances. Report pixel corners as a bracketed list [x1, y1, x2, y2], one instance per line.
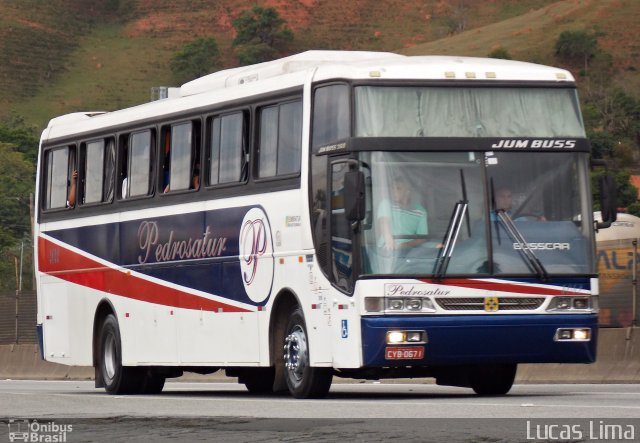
[258, 100, 302, 178]
[44, 146, 76, 210]
[121, 129, 154, 199]
[104, 139, 116, 202]
[118, 135, 129, 199]
[312, 84, 350, 148]
[160, 127, 171, 192]
[81, 138, 115, 205]
[169, 121, 195, 192]
[208, 111, 246, 186]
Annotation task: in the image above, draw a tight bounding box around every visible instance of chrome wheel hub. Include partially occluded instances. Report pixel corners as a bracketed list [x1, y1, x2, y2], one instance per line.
[103, 333, 117, 381]
[284, 325, 308, 382]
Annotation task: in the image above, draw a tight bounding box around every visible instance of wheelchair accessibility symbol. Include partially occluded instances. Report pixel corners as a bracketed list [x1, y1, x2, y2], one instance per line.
[341, 320, 348, 338]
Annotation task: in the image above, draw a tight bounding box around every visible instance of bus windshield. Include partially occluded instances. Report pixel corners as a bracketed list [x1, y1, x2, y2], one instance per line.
[359, 151, 594, 277]
[354, 86, 585, 137]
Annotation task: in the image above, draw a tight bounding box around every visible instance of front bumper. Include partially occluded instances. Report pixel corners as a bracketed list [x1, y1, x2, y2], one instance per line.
[361, 314, 597, 367]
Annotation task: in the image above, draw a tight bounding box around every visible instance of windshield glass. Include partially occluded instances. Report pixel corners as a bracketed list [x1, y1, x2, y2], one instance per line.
[361, 151, 488, 275]
[485, 151, 594, 275]
[355, 86, 585, 137]
[359, 151, 594, 277]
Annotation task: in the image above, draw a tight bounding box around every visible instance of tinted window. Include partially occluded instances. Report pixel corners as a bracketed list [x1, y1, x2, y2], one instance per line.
[104, 139, 116, 202]
[258, 100, 302, 178]
[170, 122, 192, 191]
[278, 101, 302, 175]
[84, 140, 105, 204]
[210, 112, 245, 185]
[128, 130, 152, 197]
[312, 84, 350, 147]
[259, 106, 279, 178]
[45, 148, 71, 209]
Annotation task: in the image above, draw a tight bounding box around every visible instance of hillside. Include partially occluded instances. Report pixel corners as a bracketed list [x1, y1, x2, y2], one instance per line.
[0, 0, 637, 129]
[401, 0, 640, 92]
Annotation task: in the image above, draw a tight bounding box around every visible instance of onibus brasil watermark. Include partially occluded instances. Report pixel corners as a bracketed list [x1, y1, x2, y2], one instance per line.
[7, 420, 72, 442]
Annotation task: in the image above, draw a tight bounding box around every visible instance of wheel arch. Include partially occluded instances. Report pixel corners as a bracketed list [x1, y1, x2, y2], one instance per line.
[268, 287, 301, 364]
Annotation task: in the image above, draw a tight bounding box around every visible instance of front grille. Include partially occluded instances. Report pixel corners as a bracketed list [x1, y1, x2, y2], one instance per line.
[435, 297, 545, 311]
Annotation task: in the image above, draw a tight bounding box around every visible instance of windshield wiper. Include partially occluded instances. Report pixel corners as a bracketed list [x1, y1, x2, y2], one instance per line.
[495, 209, 549, 281]
[433, 201, 468, 280]
[433, 170, 469, 280]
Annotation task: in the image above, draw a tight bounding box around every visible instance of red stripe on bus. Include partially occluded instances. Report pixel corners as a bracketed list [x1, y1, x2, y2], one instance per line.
[37, 236, 251, 313]
[420, 278, 587, 296]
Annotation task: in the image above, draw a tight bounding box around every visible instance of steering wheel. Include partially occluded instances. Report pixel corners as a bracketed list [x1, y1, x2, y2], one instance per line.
[513, 214, 544, 221]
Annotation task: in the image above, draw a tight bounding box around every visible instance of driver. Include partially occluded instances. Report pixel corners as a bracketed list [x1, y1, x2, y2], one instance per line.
[493, 186, 545, 221]
[377, 175, 428, 251]
[493, 187, 513, 217]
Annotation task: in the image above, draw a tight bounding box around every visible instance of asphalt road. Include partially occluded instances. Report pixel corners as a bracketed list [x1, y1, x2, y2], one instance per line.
[1, 380, 639, 442]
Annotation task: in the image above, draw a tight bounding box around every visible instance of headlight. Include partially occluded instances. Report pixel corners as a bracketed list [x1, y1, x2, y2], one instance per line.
[405, 298, 423, 311]
[387, 331, 406, 344]
[547, 296, 593, 312]
[386, 330, 427, 344]
[364, 297, 384, 312]
[554, 328, 591, 341]
[573, 298, 589, 309]
[364, 297, 436, 314]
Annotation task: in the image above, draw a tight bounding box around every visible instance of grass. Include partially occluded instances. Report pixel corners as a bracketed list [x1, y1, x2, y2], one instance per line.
[400, 0, 639, 74]
[14, 24, 175, 128]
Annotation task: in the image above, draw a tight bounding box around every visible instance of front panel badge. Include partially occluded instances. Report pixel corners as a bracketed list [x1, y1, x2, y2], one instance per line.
[484, 296, 499, 312]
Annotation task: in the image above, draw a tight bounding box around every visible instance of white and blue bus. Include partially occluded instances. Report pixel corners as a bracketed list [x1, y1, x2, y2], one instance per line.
[34, 51, 615, 398]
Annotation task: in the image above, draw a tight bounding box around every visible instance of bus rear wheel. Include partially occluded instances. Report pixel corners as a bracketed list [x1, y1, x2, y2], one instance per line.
[239, 367, 275, 394]
[98, 314, 144, 395]
[469, 363, 517, 396]
[282, 308, 332, 399]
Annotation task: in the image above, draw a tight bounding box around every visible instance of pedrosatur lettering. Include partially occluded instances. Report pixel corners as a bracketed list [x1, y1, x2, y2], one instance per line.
[137, 221, 227, 264]
[384, 284, 451, 297]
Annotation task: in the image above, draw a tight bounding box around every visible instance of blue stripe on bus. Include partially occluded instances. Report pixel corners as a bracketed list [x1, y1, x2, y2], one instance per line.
[44, 205, 270, 306]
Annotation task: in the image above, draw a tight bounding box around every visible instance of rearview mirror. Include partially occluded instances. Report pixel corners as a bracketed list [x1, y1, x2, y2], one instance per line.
[344, 170, 365, 222]
[597, 174, 617, 229]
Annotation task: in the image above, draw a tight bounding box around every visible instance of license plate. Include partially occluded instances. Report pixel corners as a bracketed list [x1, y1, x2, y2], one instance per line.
[385, 346, 424, 360]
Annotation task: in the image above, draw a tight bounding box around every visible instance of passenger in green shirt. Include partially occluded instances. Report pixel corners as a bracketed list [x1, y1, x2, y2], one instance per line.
[377, 176, 428, 252]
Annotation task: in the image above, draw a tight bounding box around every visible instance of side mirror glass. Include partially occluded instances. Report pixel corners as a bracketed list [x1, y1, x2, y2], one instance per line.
[344, 170, 365, 222]
[597, 174, 617, 228]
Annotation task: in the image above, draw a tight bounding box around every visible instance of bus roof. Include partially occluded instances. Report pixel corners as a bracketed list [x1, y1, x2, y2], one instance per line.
[42, 50, 576, 143]
[181, 50, 575, 96]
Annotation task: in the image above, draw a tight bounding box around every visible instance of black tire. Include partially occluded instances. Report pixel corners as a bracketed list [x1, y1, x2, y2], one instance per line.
[240, 367, 275, 394]
[98, 314, 144, 394]
[140, 369, 166, 395]
[282, 307, 332, 399]
[469, 363, 517, 396]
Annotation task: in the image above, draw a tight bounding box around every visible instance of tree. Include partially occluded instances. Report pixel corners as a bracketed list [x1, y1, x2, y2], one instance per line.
[554, 30, 598, 74]
[232, 7, 293, 66]
[0, 115, 39, 164]
[587, 130, 616, 159]
[445, 0, 469, 35]
[0, 142, 34, 249]
[170, 38, 222, 84]
[610, 90, 640, 145]
[0, 141, 35, 293]
[488, 47, 512, 60]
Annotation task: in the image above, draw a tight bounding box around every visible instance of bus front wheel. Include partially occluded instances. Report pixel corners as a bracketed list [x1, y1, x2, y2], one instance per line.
[282, 308, 332, 399]
[469, 363, 517, 396]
